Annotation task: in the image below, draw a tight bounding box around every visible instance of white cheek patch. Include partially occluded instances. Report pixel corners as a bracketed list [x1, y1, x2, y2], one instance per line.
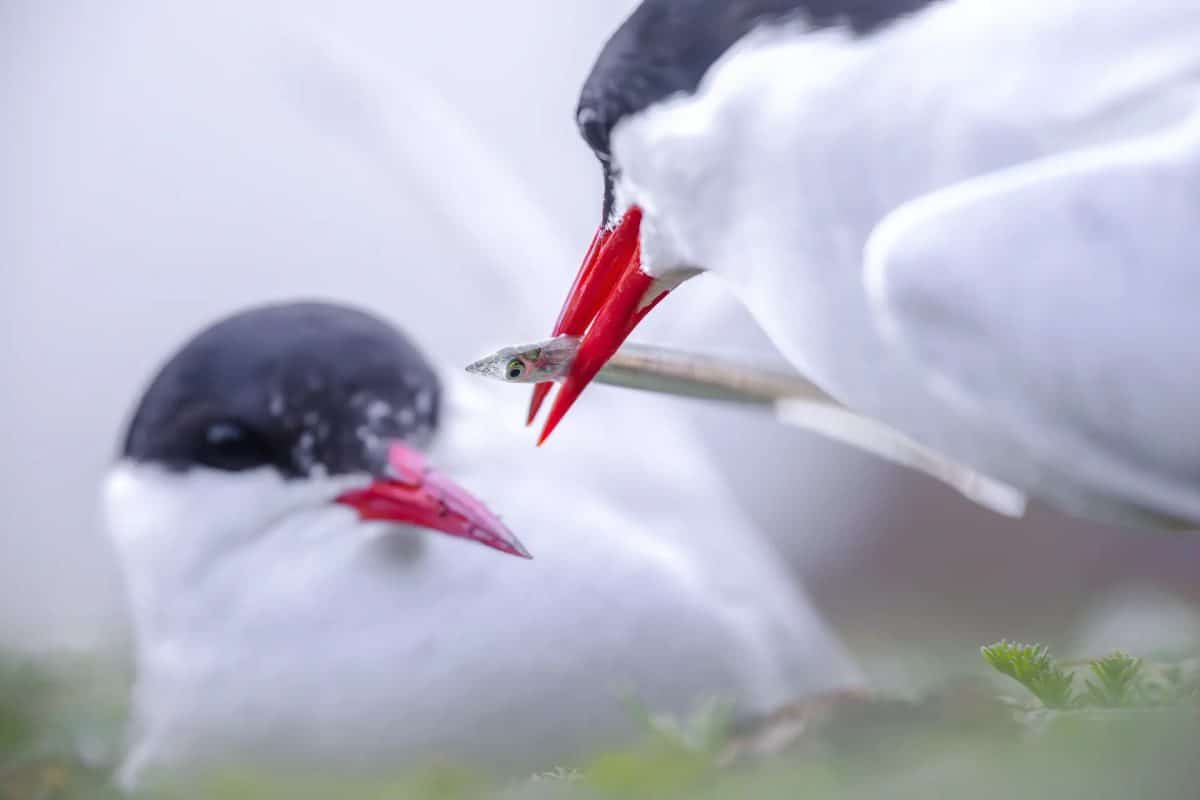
[103, 461, 376, 649]
[608, 18, 857, 286]
[102, 462, 368, 563]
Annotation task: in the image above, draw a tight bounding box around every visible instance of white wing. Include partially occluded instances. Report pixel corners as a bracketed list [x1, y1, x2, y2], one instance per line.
[439, 373, 864, 708]
[865, 103, 1200, 526]
[774, 399, 1026, 517]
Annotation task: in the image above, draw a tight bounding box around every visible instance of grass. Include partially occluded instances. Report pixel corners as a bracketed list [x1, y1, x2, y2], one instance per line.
[3, 644, 1199, 800]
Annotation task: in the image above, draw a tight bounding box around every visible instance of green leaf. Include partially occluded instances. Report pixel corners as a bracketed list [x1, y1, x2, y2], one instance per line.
[1083, 652, 1143, 708]
[981, 641, 1075, 709]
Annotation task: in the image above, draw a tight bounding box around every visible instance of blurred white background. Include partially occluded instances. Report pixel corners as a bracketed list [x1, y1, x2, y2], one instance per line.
[4, 0, 1199, 663]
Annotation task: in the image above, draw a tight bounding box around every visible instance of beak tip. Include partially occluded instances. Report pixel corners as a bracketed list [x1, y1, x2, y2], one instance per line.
[498, 531, 534, 559]
[527, 383, 553, 427]
[535, 415, 559, 446]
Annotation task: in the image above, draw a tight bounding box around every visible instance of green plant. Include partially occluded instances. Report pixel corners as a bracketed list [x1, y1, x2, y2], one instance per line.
[981, 641, 1075, 709]
[1082, 652, 1143, 708]
[620, 694, 735, 755]
[1147, 663, 1197, 705]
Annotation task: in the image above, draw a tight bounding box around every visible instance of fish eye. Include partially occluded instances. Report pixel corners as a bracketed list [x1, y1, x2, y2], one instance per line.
[506, 358, 525, 380]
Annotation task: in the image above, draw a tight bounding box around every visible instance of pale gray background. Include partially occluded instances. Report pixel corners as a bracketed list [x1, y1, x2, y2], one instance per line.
[4, 0, 1198, 665]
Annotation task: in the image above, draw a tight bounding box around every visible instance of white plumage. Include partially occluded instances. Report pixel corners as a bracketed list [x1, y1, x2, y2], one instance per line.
[105, 370, 859, 788]
[612, 0, 1200, 526]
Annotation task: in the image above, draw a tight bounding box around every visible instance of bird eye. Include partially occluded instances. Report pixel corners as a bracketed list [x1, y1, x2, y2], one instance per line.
[195, 421, 274, 472]
[505, 358, 525, 381]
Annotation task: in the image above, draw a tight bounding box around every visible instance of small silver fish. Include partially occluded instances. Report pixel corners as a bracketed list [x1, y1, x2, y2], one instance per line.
[467, 336, 829, 405]
[465, 336, 580, 384]
[466, 337, 1028, 520]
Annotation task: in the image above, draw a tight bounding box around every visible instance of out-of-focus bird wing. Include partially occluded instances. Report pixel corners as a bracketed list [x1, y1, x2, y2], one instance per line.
[466, 334, 1028, 517]
[865, 104, 1200, 526]
[774, 398, 1027, 518]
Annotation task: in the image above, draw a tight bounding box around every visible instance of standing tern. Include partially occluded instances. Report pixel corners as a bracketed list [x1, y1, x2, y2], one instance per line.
[105, 301, 860, 788]
[526, 0, 1200, 529]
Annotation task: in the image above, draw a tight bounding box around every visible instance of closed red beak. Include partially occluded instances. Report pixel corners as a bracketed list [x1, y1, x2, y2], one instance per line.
[528, 207, 673, 444]
[337, 441, 531, 558]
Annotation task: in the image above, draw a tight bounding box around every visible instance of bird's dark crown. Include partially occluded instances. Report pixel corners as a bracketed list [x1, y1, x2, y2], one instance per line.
[122, 302, 441, 479]
[577, 0, 940, 219]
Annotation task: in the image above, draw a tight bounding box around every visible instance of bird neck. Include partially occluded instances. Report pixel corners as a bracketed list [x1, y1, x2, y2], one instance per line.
[102, 463, 362, 646]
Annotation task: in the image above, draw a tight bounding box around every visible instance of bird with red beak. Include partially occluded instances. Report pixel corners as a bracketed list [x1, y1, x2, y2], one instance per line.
[526, 0, 919, 442]
[106, 301, 861, 787]
[528, 0, 1200, 531]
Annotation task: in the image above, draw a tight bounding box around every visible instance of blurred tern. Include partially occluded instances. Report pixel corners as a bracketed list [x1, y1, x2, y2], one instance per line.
[528, 0, 1200, 528]
[105, 302, 860, 788]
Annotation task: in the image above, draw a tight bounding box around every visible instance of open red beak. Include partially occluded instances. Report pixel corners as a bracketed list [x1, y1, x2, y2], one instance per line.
[336, 441, 530, 559]
[527, 206, 672, 444]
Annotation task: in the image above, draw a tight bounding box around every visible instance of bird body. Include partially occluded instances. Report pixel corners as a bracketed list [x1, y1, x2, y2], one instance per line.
[539, 0, 1200, 527]
[107, 304, 859, 787]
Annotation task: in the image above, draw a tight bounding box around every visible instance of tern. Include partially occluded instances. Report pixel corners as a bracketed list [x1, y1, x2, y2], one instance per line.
[105, 301, 860, 788]
[527, 0, 1200, 529]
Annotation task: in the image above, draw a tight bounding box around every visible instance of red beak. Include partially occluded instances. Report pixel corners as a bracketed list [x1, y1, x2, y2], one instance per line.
[336, 441, 531, 559]
[528, 206, 672, 444]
